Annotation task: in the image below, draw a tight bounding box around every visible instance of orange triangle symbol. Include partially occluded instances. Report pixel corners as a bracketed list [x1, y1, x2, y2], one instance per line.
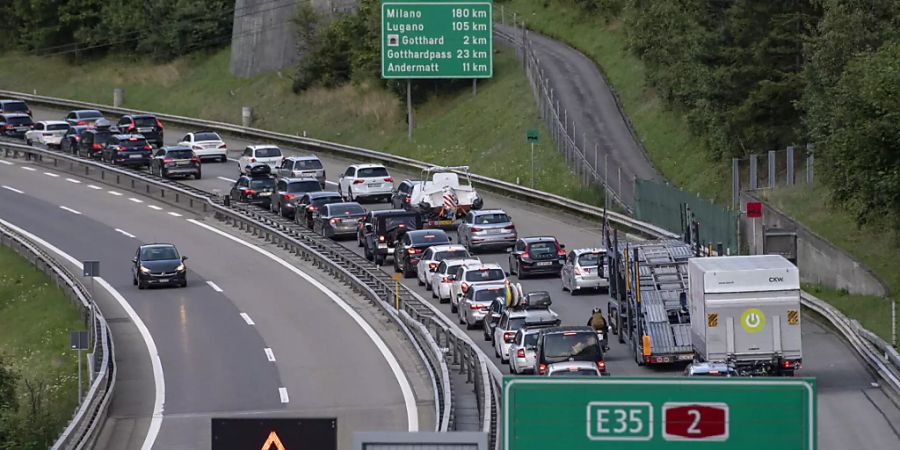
[260, 431, 287, 450]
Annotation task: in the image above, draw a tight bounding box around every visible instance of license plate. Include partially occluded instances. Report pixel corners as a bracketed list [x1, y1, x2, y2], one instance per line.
[138, 127, 153, 133]
[536, 261, 552, 266]
[436, 220, 453, 226]
[15, 127, 28, 132]
[129, 154, 142, 159]
[378, 243, 388, 249]
[158, 278, 169, 283]
[259, 192, 271, 196]
[367, 184, 379, 188]
[486, 229, 501, 234]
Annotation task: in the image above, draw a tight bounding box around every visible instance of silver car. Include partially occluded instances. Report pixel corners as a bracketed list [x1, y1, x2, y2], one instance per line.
[277, 155, 326, 188]
[545, 361, 604, 377]
[459, 283, 508, 330]
[457, 209, 517, 252]
[313, 202, 366, 238]
[509, 327, 543, 374]
[561, 248, 609, 294]
[493, 306, 559, 363]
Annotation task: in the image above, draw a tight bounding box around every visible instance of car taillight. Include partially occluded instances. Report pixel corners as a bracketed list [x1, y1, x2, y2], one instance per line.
[91, 143, 102, 149]
[281, 193, 295, 200]
[116, 146, 126, 151]
[353, 179, 365, 184]
[516, 349, 525, 358]
[74, 136, 80, 141]
[407, 248, 422, 255]
[27, 109, 32, 116]
[192, 145, 201, 150]
[557, 246, 566, 256]
[250, 158, 256, 163]
[127, 124, 134, 131]
[503, 332, 513, 343]
[329, 218, 340, 225]
[384, 177, 393, 182]
[471, 227, 482, 232]
[378, 235, 386, 242]
[441, 276, 452, 283]
[163, 158, 174, 165]
[574, 266, 582, 275]
[538, 363, 547, 375]
[218, 143, 227, 149]
[76, 121, 87, 125]
[191, 156, 200, 164]
[504, 225, 516, 231]
[3, 124, 12, 129]
[143, 144, 152, 150]
[597, 360, 606, 372]
[245, 189, 257, 195]
[461, 282, 470, 293]
[428, 262, 438, 271]
[469, 303, 481, 310]
[155, 119, 164, 129]
[307, 205, 318, 211]
[404, 197, 410, 203]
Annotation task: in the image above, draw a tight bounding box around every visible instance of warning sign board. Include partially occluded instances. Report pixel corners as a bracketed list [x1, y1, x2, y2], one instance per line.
[211, 418, 336, 450]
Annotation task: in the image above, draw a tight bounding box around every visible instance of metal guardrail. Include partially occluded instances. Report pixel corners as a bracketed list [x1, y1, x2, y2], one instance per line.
[0, 215, 115, 449]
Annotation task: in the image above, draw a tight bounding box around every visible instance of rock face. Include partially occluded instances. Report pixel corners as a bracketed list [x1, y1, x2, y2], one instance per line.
[229, 0, 358, 78]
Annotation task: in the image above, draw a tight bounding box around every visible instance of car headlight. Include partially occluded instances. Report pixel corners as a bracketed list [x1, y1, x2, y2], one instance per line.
[175, 263, 185, 272]
[139, 266, 150, 273]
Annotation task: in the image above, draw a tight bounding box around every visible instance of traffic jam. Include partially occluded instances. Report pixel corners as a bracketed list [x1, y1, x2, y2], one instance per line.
[6, 99, 803, 380]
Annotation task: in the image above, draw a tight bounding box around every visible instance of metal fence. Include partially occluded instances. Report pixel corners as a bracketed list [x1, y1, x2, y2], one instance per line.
[634, 179, 739, 255]
[731, 144, 815, 209]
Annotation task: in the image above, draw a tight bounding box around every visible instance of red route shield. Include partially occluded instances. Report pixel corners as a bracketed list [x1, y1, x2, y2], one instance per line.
[662, 403, 729, 441]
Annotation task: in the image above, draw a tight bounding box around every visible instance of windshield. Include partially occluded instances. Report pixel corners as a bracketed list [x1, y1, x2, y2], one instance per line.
[256, 147, 281, 157]
[134, 117, 158, 127]
[507, 317, 527, 331]
[46, 123, 69, 131]
[464, 268, 505, 282]
[550, 368, 598, 376]
[80, 111, 103, 119]
[167, 150, 194, 159]
[93, 132, 115, 144]
[311, 195, 342, 206]
[250, 179, 275, 190]
[474, 287, 508, 302]
[543, 333, 601, 361]
[357, 167, 389, 178]
[434, 250, 468, 261]
[328, 204, 365, 215]
[118, 138, 148, 148]
[523, 333, 539, 347]
[6, 116, 32, 126]
[528, 241, 558, 257]
[140, 246, 179, 261]
[294, 159, 323, 170]
[475, 213, 510, 224]
[384, 216, 417, 230]
[578, 253, 602, 266]
[3, 102, 28, 112]
[287, 180, 321, 193]
[194, 132, 220, 142]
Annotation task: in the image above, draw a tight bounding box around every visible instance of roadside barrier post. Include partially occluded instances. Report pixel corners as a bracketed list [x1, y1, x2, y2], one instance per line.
[113, 88, 123, 108]
[393, 272, 402, 311]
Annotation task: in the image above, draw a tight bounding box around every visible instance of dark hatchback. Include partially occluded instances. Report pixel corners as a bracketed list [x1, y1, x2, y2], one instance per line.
[151, 146, 201, 179]
[132, 244, 188, 288]
[118, 114, 164, 147]
[313, 202, 367, 238]
[60, 125, 90, 154]
[297, 191, 344, 228]
[0, 100, 31, 116]
[101, 134, 153, 167]
[79, 128, 117, 159]
[535, 326, 607, 376]
[508, 236, 566, 279]
[0, 113, 34, 138]
[230, 169, 277, 207]
[394, 229, 451, 277]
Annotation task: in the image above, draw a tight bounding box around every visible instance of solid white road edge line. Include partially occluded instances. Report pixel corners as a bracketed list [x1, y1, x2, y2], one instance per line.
[206, 281, 223, 292]
[59, 206, 82, 215]
[115, 228, 137, 239]
[2, 185, 23, 194]
[217, 176, 235, 183]
[279, 387, 290, 403]
[240, 313, 255, 325]
[264, 348, 276, 362]
[0, 218, 165, 450]
[188, 218, 419, 431]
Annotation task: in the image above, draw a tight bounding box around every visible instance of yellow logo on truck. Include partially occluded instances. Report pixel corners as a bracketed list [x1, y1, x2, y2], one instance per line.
[740, 308, 766, 333]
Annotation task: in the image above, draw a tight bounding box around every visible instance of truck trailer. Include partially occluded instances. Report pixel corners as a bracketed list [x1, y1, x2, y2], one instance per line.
[687, 255, 802, 376]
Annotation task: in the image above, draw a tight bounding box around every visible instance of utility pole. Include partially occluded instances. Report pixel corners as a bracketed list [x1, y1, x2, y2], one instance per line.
[406, 80, 413, 141]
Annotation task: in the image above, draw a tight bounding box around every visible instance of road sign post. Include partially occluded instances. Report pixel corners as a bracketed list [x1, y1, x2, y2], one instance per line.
[70, 330, 89, 405]
[527, 129, 538, 189]
[503, 377, 816, 449]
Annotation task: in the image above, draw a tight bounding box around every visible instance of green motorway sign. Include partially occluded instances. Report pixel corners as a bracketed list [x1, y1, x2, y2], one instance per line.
[503, 377, 816, 450]
[381, 0, 493, 79]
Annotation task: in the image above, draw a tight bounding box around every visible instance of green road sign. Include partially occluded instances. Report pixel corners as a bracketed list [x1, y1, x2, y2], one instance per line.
[381, 0, 493, 79]
[526, 129, 539, 142]
[503, 377, 816, 450]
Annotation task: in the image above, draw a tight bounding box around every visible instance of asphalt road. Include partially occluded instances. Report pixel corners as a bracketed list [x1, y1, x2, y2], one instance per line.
[0, 148, 421, 448]
[495, 23, 661, 208]
[20, 105, 900, 448]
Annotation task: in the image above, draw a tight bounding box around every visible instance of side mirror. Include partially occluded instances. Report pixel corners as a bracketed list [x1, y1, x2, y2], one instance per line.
[181, 256, 188, 261]
[560, 244, 566, 249]
[448, 236, 453, 242]
[132, 257, 138, 264]
[505, 247, 513, 253]
[364, 224, 373, 232]
[504, 271, 510, 277]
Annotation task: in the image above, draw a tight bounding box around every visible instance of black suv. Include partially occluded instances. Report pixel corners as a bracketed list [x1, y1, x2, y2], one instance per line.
[394, 229, 451, 277]
[535, 326, 607, 376]
[391, 180, 422, 209]
[101, 134, 153, 167]
[0, 113, 34, 138]
[0, 99, 31, 116]
[79, 128, 117, 159]
[359, 209, 422, 265]
[60, 125, 90, 154]
[230, 163, 276, 208]
[150, 146, 200, 179]
[117, 114, 164, 147]
[508, 236, 567, 279]
[296, 191, 344, 228]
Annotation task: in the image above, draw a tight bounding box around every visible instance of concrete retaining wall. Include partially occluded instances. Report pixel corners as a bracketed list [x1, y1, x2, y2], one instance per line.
[739, 192, 889, 297]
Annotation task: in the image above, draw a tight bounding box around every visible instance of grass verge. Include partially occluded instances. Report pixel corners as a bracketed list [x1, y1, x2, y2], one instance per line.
[499, 0, 725, 202]
[0, 245, 83, 446]
[0, 46, 603, 205]
[803, 283, 897, 345]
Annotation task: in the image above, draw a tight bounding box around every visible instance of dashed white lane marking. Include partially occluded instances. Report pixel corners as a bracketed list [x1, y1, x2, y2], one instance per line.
[206, 281, 223, 292]
[0, 160, 13, 165]
[239, 313, 255, 325]
[115, 228, 136, 238]
[227, 157, 239, 162]
[325, 180, 338, 186]
[21, 166, 36, 171]
[59, 206, 82, 215]
[65, 178, 82, 184]
[1, 185, 23, 194]
[167, 212, 183, 217]
[129, 198, 144, 203]
[88, 184, 103, 190]
[217, 176, 235, 182]
[43, 172, 60, 178]
[264, 348, 276, 362]
[278, 387, 289, 403]
[108, 190, 123, 196]
[148, 205, 163, 210]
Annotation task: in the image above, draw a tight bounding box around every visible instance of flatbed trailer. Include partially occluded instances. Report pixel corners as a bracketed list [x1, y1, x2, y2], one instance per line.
[608, 239, 694, 366]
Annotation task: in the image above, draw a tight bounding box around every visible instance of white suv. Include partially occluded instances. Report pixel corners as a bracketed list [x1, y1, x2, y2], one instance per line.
[449, 263, 507, 313]
[416, 244, 470, 288]
[238, 145, 283, 173]
[430, 258, 481, 303]
[338, 164, 394, 202]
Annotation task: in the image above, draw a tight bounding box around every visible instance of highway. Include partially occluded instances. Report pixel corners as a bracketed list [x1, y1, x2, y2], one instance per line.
[0, 119, 432, 448]
[8, 104, 900, 448]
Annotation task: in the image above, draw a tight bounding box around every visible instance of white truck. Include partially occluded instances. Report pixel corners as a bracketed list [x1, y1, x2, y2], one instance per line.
[408, 166, 483, 228]
[687, 255, 802, 376]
